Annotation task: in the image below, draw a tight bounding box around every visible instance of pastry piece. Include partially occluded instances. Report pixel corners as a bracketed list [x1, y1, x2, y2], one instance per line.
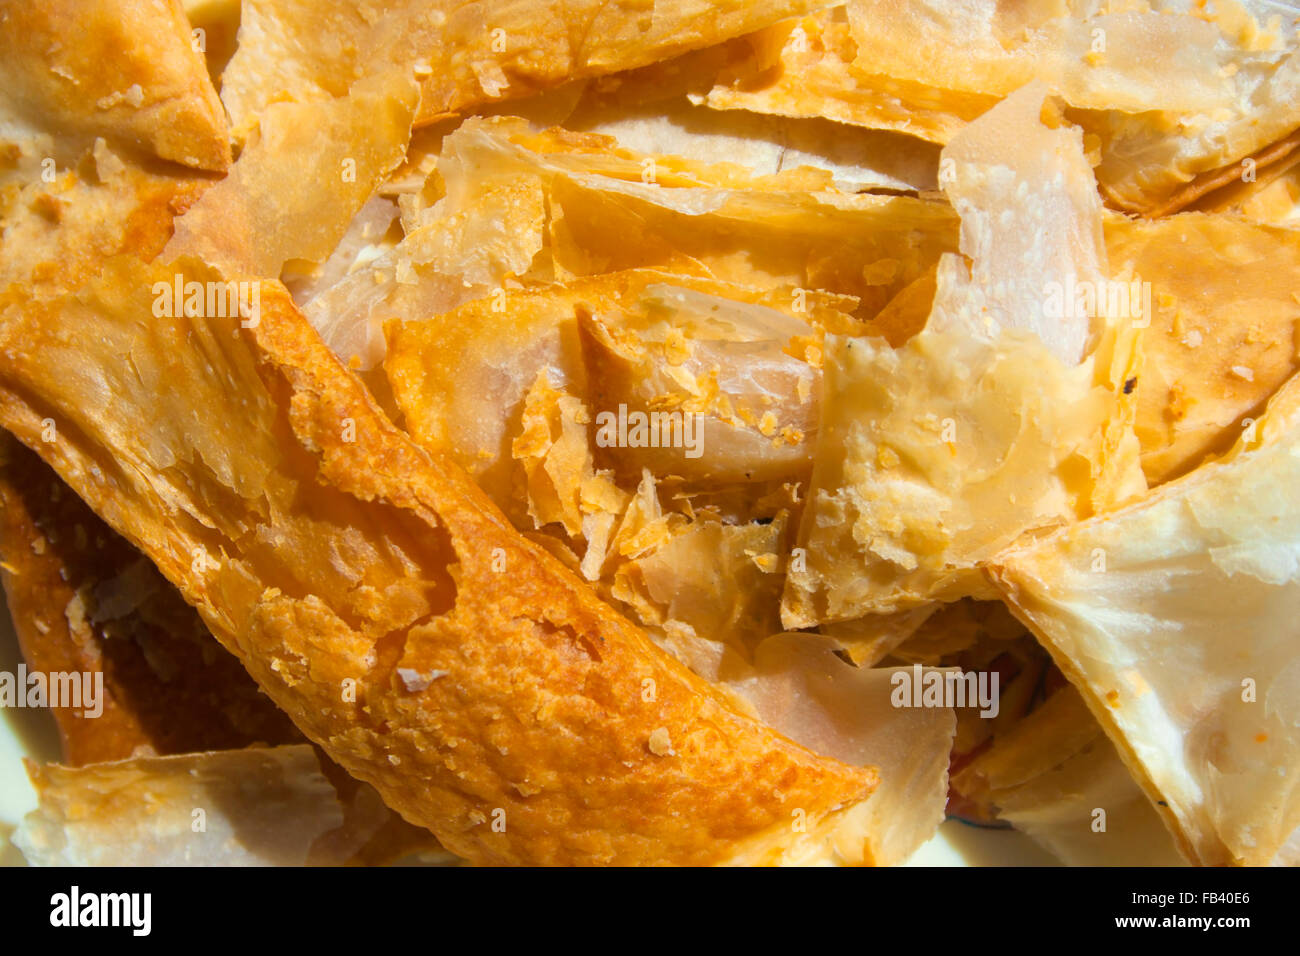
[385, 268, 856, 672]
[1146, 126, 1300, 219]
[321, 115, 955, 370]
[952, 687, 1185, 866]
[218, 0, 839, 137]
[700, 2, 1300, 215]
[0, 432, 446, 865]
[702, 7, 996, 145]
[784, 317, 1064, 618]
[386, 270, 849, 518]
[731, 635, 955, 866]
[610, 512, 791, 666]
[567, 89, 941, 195]
[820, 607, 937, 669]
[781, 86, 1145, 624]
[854, 0, 1300, 215]
[848, 0, 1248, 115]
[0, 257, 879, 866]
[511, 125, 957, 319]
[163, 69, 419, 277]
[922, 86, 1109, 367]
[15, 745, 455, 866]
[0, 433, 301, 764]
[1187, 137, 1300, 224]
[302, 119, 553, 369]
[1104, 213, 1300, 485]
[990, 373, 1300, 865]
[0, 0, 230, 173]
[0, 140, 208, 297]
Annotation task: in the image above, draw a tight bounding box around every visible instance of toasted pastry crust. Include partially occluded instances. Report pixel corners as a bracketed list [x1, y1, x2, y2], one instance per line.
[0, 147, 207, 297]
[219, 0, 838, 135]
[0, 433, 446, 864]
[0, 0, 230, 172]
[0, 432, 301, 763]
[0, 259, 877, 865]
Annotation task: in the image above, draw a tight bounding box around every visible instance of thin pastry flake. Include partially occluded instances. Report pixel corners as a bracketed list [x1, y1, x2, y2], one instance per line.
[952, 687, 1185, 866]
[13, 745, 447, 866]
[407, 115, 958, 325]
[15, 746, 343, 866]
[219, 0, 839, 137]
[782, 86, 1145, 624]
[847, 0, 1248, 115]
[568, 95, 941, 193]
[385, 269, 856, 518]
[702, 8, 996, 146]
[730, 635, 956, 866]
[1103, 212, 1300, 484]
[164, 70, 420, 279]
[704, 1, 1300, 214]
[990, 375, 1300, 865]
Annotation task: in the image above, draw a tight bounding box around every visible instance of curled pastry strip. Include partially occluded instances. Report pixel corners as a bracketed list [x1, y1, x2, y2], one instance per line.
[0, 257, 877, 865]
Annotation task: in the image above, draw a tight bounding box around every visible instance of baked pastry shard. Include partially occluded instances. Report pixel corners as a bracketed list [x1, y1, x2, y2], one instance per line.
[15, 745, 455, 866]
[990, 373, 1300, 866]
[385, 269, 850, 511]
[701, 7, 998, 145]
[952, 686, 1185, 867]
[702, 1, 1300, 215]
[163, 69, 420, 278]
[731, 635, 955, 866]
[781, 85, 1145, 624]
[0, 0, 230, 174]
[16, 746, 347, 866]
[565, 85, 942, 195]
[0, 138, 209, 297]
[320, 115, 955, 370]
[0, 434, 449, 865]
[218, 0, 841, 137]
[1103, 213, 1300, 485]
[0, 256, 878, 866]
[0, 432, 301, 764]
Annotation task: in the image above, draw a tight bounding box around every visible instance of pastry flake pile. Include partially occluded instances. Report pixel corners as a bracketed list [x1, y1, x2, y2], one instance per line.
[0, 0, 1298, 867]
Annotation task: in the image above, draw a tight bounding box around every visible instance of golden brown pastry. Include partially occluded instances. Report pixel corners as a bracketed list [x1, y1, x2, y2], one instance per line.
[990, 374, 1300, 865]
[16, 745, 454, 866]
[0, 433, 301, 763]
[219, 0, 841, 136]
[1105, 213, 1300, 484]
[780, 86, 1144, 624]
[0, 257, 879, 865]
[0, 142, 207, 298]
[697, 2, 1300, 216]
[0, 431, 447, 864]
[0, 0, 230, 173]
